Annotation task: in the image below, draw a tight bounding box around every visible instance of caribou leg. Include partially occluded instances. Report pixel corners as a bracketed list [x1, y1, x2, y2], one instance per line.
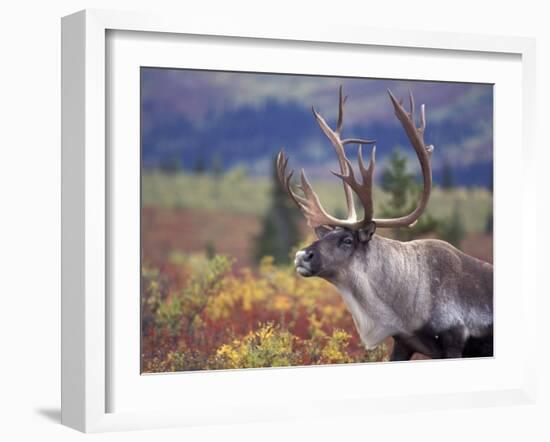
[389, 336, 415, 361]
[438, 326, 468, 358]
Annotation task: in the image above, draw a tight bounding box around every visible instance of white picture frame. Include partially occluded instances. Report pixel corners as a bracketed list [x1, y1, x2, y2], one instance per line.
[61, 9, 537, 433]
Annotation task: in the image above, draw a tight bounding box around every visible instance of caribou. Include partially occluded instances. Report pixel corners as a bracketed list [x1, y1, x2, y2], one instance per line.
[277, 87, 493, 360]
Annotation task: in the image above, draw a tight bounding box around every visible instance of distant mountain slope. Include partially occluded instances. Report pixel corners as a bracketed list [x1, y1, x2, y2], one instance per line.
[142, 98, 492, 187]
[141, 69, 493, 188]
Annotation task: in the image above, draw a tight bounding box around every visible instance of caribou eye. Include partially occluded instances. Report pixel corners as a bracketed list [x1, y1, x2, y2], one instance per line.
[341, 237, 353, 246]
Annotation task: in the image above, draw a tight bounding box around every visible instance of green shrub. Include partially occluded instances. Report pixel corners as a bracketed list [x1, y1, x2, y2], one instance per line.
[211, 323, 299, 369]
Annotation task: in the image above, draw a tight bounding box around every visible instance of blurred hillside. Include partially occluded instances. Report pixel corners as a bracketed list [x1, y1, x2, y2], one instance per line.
[142, 171, 493, 267]
[141, 69, 493, 188]
[143, 172, 492, 232]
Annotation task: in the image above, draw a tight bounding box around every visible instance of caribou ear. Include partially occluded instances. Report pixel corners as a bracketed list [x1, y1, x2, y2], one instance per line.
[314, 226, 333, 239]
[358, 222, 376, 243]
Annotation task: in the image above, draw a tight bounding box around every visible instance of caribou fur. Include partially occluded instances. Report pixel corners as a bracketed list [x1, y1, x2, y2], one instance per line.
[280, 87, 493, 360]
[295, 229, 493, 360]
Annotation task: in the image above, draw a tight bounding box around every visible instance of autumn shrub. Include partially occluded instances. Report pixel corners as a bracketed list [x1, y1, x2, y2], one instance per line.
[319, 330, 354, 364]
[141, 252, 389, 373]
[211, 323, 299, 369]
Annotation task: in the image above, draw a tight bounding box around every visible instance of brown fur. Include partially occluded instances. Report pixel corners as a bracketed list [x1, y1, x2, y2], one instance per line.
[295, 230, 493, 360]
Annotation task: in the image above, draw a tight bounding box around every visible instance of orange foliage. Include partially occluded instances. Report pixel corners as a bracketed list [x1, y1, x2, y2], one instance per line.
[141, 254, 389, 373]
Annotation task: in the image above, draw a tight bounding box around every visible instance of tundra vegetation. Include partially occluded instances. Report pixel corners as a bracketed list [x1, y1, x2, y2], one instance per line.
[141, 252, 389, 372]
[141, 165, 492, 372]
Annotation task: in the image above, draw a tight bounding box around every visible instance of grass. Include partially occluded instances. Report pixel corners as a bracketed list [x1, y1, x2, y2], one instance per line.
[143, 171, 492, 234]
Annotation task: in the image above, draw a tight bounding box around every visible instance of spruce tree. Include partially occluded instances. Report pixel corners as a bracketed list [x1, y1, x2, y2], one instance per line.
[193, 155, 206, 174]
[160, 155, 182, 175]
[211, 152, 223, 179]
[254, 157, 302, 265]
[440, 160, 454, 190]
[380, 149, 439, 241]
[211, 152, 223, 198]
[438, 204, 465, 248]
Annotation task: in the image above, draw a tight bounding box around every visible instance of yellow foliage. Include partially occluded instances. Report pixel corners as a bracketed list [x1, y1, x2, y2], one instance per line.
[212, 323, 298, 369]
[320, 330, 353, 364]
[273, 295, 292, 312]
[141, 253, 390, 373]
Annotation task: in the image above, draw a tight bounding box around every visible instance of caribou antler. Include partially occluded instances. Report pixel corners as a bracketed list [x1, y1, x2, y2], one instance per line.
[277, 87, 433, 232]
[311, 86, 376, 221]
[376, 90, 433, 228]
[277, 86, 376, 230]
[277, 149, 373, 230]
[331, 145, 376, 222]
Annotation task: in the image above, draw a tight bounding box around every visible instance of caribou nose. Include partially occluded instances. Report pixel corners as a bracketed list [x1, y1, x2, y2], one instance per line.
[295, 249, 314, 265]
[294, 250, 305, 266]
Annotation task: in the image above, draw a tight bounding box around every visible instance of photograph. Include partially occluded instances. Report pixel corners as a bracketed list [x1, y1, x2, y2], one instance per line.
[2, 1, 539, 438]
[140, 68, 494, 373]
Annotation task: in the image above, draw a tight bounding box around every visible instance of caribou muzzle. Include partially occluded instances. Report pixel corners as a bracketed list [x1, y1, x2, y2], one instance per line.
[294, 248, 319, 277]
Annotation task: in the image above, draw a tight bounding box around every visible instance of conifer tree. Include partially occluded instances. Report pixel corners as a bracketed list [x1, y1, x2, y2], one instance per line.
[380, 149, 439, 241]
[440, 160, 454, 190]
[254, 157, 302, 264]
[438, 204, 465, 248]
[193, 155, 206, 174]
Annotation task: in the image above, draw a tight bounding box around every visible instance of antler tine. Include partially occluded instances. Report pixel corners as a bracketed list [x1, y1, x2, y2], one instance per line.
[276, 88, 433, 233]
[342, 137, 376, 145]
[311, 105, 357, 221]
[358, 145, 376, 221]
[276, 151, 307, 209]
[331, 145, 376, 222]
[298, 170, 341, 228]
[276, 150, 345, 229]
[311, 86, 376, 222]
[420, 103, 426, 132]
[336, 85, 345, 135]
[358, 145, 376, 182]
[375, 90, 433, 228]
[409, 91, 415, 125]
[336, 86, 377, 146]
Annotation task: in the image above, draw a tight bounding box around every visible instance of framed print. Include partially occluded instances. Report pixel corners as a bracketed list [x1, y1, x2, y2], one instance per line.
[61, 9, 537, 433]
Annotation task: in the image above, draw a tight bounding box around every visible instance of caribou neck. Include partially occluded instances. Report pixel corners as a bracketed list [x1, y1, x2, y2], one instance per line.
[326, 235, 429, 347]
